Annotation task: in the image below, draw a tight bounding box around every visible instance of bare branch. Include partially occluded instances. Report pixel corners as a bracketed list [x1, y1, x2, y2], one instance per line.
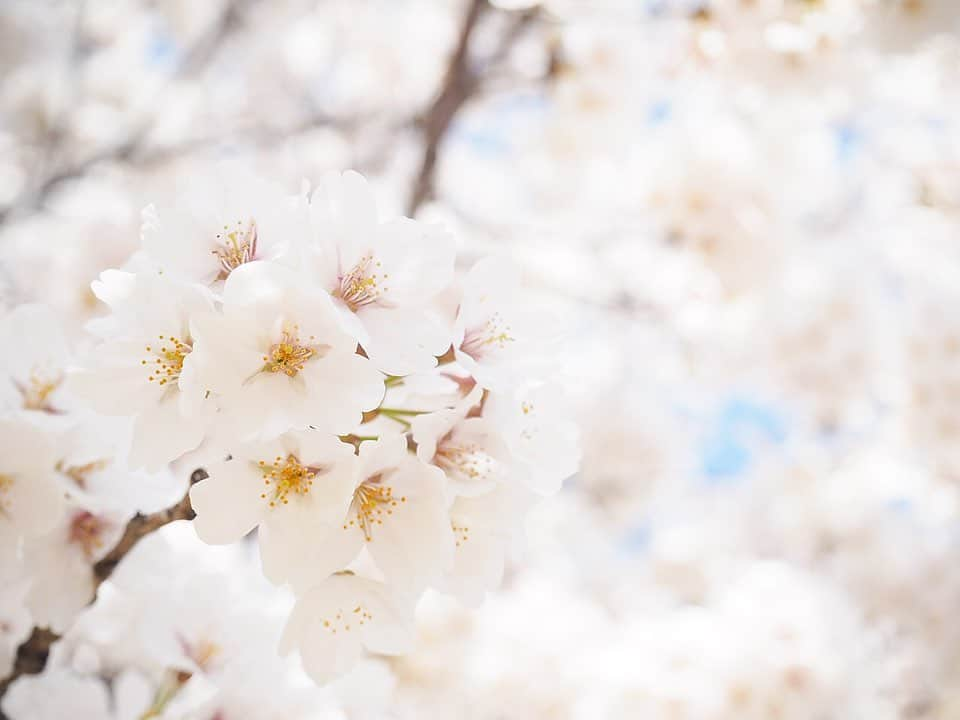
[406, 1, 539, 215]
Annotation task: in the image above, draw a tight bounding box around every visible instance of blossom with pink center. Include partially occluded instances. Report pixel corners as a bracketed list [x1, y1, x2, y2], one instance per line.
[453, 257, 556, 391]
[139, 168, 309, 289]
[306, 171, 454, 376]
[189, 261, 385, 441]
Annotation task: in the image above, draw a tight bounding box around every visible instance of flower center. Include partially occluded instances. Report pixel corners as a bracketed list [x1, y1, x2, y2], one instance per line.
[69, 511, 108, 560]
[142, 335, 192, 387]
[319, 604, 373, 634]
[179, 637, 221, 671]
[262, 328, 318, 377]
[56, 458, 111, 490]
[16, 371, 63, 413]
[335, 253, 389, 311]
[452, 522, 470, 547]
[344, 471, 405, 542]
[460, 312, 514, 361]
[0, 474, 12, 516]
[434, 436, 496, 486]
[257, 454, 323, 507]
[213, 219, 258, 278]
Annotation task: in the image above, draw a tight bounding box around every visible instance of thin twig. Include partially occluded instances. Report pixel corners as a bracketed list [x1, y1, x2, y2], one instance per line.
[0, 469, 206, 708]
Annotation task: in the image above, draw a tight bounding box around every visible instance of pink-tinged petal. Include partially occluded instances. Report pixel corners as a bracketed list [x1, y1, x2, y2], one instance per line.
[411, 408, 459, 464]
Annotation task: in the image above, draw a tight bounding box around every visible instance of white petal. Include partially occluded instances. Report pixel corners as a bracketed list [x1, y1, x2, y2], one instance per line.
[189, 460, 264, 544]
[360, 306, 450, 376]
[129, 394, 209, 471]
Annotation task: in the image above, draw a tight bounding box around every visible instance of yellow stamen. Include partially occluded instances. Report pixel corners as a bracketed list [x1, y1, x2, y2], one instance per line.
[460, 312, 514, 360]
[212, 219, 258, 279]
[345, 471, 406, 541]
[56, 458, 110, 489]
[17, 371, 63, 413]
[262, 328, 318, 377]
[335, 253, 390, 311]
[143, 334, 191, 387]
[258, 454, 323, 507]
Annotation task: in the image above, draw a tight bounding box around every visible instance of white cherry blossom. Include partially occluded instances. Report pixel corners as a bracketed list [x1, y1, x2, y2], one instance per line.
[411, 385, 512, 497]
[443, 484, 532, 607]
[280, 572, 416, 685]
[23, 505, 126, 633]
[484, 384, 581, 495]
[190, 429, 357, 586]
[69, 270, 216, 471]
[453, 257, 554, 391]
[0, 304, 74, 417]
[189, 261, 384, 441]
[306, 171, 455, 376]
[283, 435, 454, 593]
[139, 169, 309, 289]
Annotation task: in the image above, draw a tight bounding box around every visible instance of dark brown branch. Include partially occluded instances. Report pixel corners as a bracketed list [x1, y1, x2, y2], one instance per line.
[407, 0, 487, 215]
[0, 469, 206, 707]
[90, 474, 200, 585]
[406, 1, 540, 215]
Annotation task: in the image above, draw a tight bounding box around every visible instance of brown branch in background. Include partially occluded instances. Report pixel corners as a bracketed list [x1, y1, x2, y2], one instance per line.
[0, 469, 207, 709]
[0, 0, 248, 229]
[407, 0, 488, 215]
[406, 1, 539, 216]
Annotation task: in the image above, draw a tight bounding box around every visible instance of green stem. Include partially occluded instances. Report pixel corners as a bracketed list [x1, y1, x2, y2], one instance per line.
[378, 407, 428, 417]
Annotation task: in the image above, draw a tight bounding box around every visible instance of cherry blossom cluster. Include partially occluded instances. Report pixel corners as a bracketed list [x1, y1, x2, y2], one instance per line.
[0, 304, 186, 677]
[4, 524, 392, 720]
[66, 168, 579, 684]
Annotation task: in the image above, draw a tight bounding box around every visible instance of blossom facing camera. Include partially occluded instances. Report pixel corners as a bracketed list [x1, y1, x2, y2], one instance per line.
[306, 171, 455, 376]
[280, 573, 416, 685]
[190, 430, 357, 586]
[189, 261, 385, 441]
[69, 271, 216, 471]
